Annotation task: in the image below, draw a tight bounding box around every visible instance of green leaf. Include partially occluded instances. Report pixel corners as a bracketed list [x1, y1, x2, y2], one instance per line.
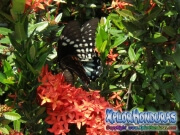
[152, 82, 159, 90]
[173, 89, 180, 102]
[116, 9, 136, 21]
[163, 26, 176, 37]
[154, 69, 165, 78]
[0, 36, 11, 44]
[29, 45, 36, 61]
[10, 0, 25, 20]
[135, 48, 143, 61]
[112, 35, 127, 48]
[131, 106, 144, 112]
[28, 21, 48, 35]
[100, 40, 107, 53]
[13, 52, 26, 68]
[26, 61, 37, 75]
[0, 72, 14, 84]
[0, 72, 6, 81]
[172, 44, 180, 68]
[144, 94, 154, 104]
[0, 27, 12, 35]
[55, 13, 62, 23]
[153, 0, 164, 5]
[145, 36, 168, 43]
[13, 120, 21, 132]
[128, 46, 136, 62]
[15, 22, 27, 41]
[0, 127, 9, 134]
[8, 34, 21, 52]
[95, 32, 103, 51]
[130, 73, 137, 82]
[35, 53, 49, 71]
[3, 112, 21, 121]
[132, 95, 143, 104]
[144, 7, 162, 22]
[135, 64, 144, 74]
[114, 64, 131, 72]
[0, 11, 14, 23]
[146, 106, 156, 111]
[3, 60, 14, 77]
[36, 107, 46, 116]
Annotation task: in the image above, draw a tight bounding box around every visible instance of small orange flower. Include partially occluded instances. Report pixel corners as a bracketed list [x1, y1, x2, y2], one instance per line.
[110, 91, 122, 101]
[106, 49, 119, 65]
[145, 0, 156, 14]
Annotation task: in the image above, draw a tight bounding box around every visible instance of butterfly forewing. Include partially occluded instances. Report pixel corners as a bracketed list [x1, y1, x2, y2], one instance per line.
[58, 18, 101, 84]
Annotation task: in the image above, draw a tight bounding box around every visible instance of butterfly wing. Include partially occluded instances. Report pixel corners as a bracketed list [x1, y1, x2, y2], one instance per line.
[60, 55, 90, 84]
[58, 21, 82, 60]
[58, 18, 101, 84]
[80, 18, 102, 81]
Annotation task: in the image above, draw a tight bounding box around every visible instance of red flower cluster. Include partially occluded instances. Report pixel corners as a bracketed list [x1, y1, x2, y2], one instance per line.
[25, 0, 54, 12]
[37, 65, 119, 135]
[9, 130, 23, 135]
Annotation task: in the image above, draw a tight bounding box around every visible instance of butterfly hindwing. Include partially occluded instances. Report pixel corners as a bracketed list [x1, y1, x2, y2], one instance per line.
[60, 55, 90, 84]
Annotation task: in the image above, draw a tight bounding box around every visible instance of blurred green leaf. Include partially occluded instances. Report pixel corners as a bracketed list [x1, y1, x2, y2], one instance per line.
[29, 45, 36, 61]
[0, 127, 9, 134]
[116, 9, 136, 21]
[0, 27, 12, 35]
[172, 44, 180, 68]
[114, 64, 131, 72]
[13, 120, 21, 132]
[173, 89, 180, 102]
[132, 95, 143, 104]
[3, 60, 14, 77]
[28, 21, 49, 35]
[130, 73, 137, 82]
[152, 82, 159, 90]
[145, 36, 168, 43]
[0, 36, 11, 44]
[144, 7, 162, 22]
[0, 72, 14, 84]
[35, 52, 49, 71]
[163, 26, 176, 37]
[135, 48, 143, 61]
[15, 22, 27, 41]
[128, 45, 136, 62]
[3, 112, 21, 121]
[10, 0, 25, 20]
[144, 94, 154, 104]
[112, 35, 127, 48]
[26, 61, 37, 74]
[55, 13, 62, 23]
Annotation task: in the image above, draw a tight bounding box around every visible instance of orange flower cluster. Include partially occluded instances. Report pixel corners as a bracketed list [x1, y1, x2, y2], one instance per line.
[9, 130, 23, 135]
[106, 49, 119, 65]
[25, 0, 53, 12]
[108, 0, 133, 10]
[37, 65, 119, 135]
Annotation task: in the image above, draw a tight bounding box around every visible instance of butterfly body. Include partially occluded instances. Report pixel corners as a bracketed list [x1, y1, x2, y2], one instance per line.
[58, 18, 101, 84]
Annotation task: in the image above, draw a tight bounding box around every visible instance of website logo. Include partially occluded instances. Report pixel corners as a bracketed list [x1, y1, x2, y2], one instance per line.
[105, 109, 178, 131]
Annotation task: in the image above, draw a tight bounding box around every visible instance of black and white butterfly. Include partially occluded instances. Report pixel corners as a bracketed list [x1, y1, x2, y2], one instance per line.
[57, 18, 102, 85]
